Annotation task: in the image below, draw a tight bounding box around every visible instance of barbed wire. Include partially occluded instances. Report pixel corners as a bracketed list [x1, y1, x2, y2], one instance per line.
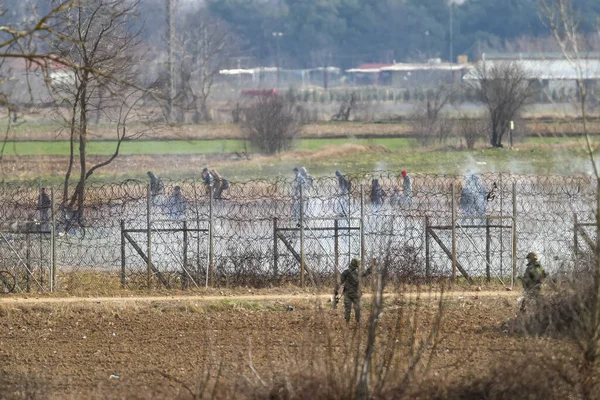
[0, 172, 595, 292]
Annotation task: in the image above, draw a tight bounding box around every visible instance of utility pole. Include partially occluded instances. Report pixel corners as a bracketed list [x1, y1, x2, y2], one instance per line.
[166, 0, 175, 121]
[449, 2, 454, 63]
[272, 32, 283, 88]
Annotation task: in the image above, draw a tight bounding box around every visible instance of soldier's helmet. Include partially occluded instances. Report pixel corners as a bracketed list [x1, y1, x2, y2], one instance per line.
[526, 252, 538, 260]
[350, 258, 359, 269]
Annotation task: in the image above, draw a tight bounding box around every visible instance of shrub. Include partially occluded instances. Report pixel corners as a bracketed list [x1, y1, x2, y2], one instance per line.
[457, 115, 487, 149]
[243, 95, 301, 155]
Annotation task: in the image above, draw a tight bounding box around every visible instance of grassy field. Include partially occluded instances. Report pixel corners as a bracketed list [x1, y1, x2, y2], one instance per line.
[0, 137, 418, 156]
[0, 138, 594, 182]
[0, 117, 599, 182]
[0, 135, 592, 156]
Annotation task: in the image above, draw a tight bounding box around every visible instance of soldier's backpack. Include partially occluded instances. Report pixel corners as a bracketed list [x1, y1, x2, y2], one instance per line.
[222, 179, 229, 190]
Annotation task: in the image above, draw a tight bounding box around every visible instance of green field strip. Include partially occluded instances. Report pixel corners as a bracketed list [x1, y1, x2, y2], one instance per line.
[0, 138, 417, 156]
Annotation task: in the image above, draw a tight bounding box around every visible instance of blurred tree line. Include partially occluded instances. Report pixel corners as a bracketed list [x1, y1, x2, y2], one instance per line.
[205, 0, 600, 68]
[4, 0, 600, 69]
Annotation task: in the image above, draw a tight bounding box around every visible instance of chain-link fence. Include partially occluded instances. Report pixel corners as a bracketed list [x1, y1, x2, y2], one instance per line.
[0, 172, 595, 293]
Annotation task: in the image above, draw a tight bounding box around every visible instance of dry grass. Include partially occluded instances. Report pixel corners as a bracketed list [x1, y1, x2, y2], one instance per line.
[7, 118, 600, 142]
[269, 143, 391, 162]
[1, 122, 414, 141]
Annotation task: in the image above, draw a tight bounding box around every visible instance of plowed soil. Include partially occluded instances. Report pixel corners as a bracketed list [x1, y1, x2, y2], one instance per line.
[0, 291, 565, 399]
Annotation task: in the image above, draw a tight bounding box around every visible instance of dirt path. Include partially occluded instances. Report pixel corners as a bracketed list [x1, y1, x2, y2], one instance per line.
[0, 290, 519, 305]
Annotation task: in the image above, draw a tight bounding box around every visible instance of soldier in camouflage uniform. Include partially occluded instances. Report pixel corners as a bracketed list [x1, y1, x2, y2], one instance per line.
[335, 258, 371, 323]
[520, 252, 547, 312]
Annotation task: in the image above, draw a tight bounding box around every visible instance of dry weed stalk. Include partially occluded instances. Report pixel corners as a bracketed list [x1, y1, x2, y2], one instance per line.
[230, 246, 445, 400]
[539, 1, 600, 398]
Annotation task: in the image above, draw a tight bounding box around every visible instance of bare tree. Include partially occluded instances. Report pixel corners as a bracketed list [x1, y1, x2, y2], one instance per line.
[243, 94, 300, 155]
[48, 0, 157, 222]
[540, 1, 600, 398]
[332, 92, 357, 122]
[0, 1, 75, 65]
[470, 61, 537, 147]
[457, 114, 487, 150]
[409, 85, 456, 146]
[174, 7, 235, 123]
[0, 1, 77, 172]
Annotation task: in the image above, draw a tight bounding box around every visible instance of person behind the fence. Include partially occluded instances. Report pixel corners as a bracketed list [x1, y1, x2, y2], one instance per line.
[300, 167, 313, 188]
[147, 171, 163, 199]
[37, 187, 51, 229]
[520, 252, 547, 312]
[459, 170, 487, 217]
[166, 185, 187, 219]
[202, 167, 214, 196]
[335, 258, 372, 323]
[390, 186, 401, 206]
[370, 179, 385, 213]
[402, 170, 412, 197]
[401, 170, 413, 206]
[335, 170, 350, 216]
[292, 167, 312, 220]
[292, 167, 301, 220]
[211, 168, 229, 199]
[202, 167, 229, 199]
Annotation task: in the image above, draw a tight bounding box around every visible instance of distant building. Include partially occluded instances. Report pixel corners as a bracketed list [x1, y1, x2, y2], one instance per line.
[345, 63, 393, 85]
[345, 59, 471, 88]
[219, 67, 341, 89]
[463, 54, 600, 99]
[380, 59, 471, 88]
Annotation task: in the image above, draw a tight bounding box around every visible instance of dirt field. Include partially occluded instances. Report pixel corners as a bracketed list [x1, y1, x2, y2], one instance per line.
[0, 289, 573, 399]
[7, 119, 600, 141]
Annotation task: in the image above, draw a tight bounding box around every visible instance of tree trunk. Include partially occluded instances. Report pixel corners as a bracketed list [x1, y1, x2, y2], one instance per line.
[76, 78, 89, 223]
[490, 126, 499, 147]
[63, 94, 80, 206]
[200, 96, 211, 122]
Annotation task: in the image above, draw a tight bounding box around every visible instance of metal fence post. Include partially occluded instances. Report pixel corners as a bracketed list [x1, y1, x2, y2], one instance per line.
[347, 186, 352, 265]
[485, 217, 491, 284]
[574, 213, 579, 270]
[300, 184, 305, 288]
[451, 183, 457, 283]
[334, 219, 339, 285]
[183, 220, 188, 289]
[512, 182, 517, 288]
[192, 176, 202, 285]
[273, 217, 278, 278]
[146, 184, 152, 290]
[26, 228, 31, 293]
[120, 219, 126, 288]
[50, 187, 56, 292]
[499, 173, 504, 277]
[209, 189, 214, 287]
[360, 184, 365, 286]
[425, 216, 430, 280]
